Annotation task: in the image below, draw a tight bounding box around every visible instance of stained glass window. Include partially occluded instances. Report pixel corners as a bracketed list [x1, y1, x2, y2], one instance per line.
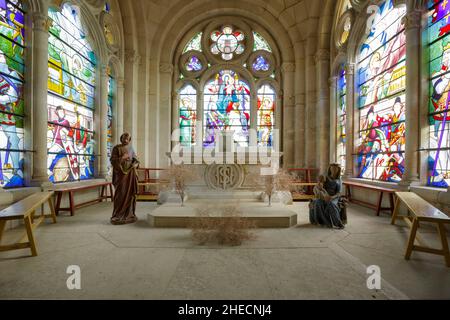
[107, 71, 114, 173]
[356, 0, 406, 182]
[185, 56, 202, 72]
[104, 2, 110, 13]
[47, 3, 97, 183]
[257, 85, 275, 147]
[0, 0, 25, 188]
[253, 31, 272, 52]
[210, 26, 245, 61]
[179, 85, 197, 147]
[183, 32, 202, 53]
[337, 66, 346, 173]
[426, 0, 450, 187]
[253, 55, 270, 72]
[203, 70, 250, 147]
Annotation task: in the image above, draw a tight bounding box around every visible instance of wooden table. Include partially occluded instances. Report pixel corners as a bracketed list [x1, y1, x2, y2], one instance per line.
[54, 182, 114, 216]
[343, 181, 396, 216]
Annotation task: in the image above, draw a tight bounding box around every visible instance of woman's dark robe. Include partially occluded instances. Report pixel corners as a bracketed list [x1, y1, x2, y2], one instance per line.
[309, 178, 345, 229]
[110, 144, 139, 225]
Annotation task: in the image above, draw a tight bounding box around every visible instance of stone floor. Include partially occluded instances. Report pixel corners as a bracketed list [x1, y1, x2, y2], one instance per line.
[0, 201, 449, 300]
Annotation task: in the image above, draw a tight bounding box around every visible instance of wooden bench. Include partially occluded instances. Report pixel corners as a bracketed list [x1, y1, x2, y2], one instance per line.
[137, 168, 169, 201]
[0, 192, 56, 257]
[54, 181, 114, 216]
[288, 168, 319, 201]
[392, 192, 450, 267]
[343, 181, 396, 216]
[290, 182, 317, 201]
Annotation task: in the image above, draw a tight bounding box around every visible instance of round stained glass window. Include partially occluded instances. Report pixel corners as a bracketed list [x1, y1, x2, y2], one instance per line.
[210, 26, 245, 61]
[253, 55, 270, 72]
[185, 56, 203, 72]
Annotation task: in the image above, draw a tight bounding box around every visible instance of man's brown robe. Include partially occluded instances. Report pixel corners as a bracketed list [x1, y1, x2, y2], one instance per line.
[110, 144, 139, 225]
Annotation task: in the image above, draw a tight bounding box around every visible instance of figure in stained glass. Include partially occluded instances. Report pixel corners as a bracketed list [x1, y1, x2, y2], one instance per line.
[203, 71, 250, 147]
[0, 0, 25, 188]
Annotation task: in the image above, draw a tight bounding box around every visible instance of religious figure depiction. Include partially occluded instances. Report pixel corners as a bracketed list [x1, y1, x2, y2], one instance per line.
[47, 3, 96, 183]
[309, 164, 347, 229]
[356, 1, 406, 182]
[110, 132, 140, 225]
[0, 2, 25, 188]
[429, 42, 450, 187]
[204, 71, 250, 147]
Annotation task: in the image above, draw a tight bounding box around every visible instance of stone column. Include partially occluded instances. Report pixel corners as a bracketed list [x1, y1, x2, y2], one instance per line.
[31, 12, 50, 186]
[282, 62, 296, 168]
[344, 63, 355, 179]
[305, 37, 317, 168]
[315, 49, 331, 174]
[159, 63, 174, 167]
[115, 77, 124, 145]
[123, 49, 140, 146]
[295, 41, 306, 167]
[248, 90, 257, 147]
[329, 76, 338, 164]
[401, 9, 422, 185]
[98, 65, 109, 178]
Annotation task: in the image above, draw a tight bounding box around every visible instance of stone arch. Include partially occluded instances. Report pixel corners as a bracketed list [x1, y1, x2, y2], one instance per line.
[48, 0, 108, 63]
[154, 0, 296, 66]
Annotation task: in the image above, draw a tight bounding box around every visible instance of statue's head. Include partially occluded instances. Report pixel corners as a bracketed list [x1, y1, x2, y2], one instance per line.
[120, 132, 131, 145]
[328, 164, 341, 180]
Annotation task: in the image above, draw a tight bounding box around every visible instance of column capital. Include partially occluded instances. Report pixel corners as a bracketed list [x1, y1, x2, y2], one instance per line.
[125, 49, 141, 64]
[116, 77, 125, 88]
[344, 63, 355, 75]
[32, 13, 51, 32]
[159, 63, 174, 74]
[404, 9, 423, 31]
[315, 49, 330, 63]
[281, 62, 295, 73]
[329, 76, 338, 88]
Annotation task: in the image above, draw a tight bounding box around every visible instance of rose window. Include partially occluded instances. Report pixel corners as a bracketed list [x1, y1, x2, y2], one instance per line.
[210, 26, 245, 61]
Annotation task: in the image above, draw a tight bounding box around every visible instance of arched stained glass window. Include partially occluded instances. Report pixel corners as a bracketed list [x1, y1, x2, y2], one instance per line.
[107, 69, 114, 167]
[257, 85, 275, 147]
[337, 66, 346, 173]
[356, 0, 406, 182]
[0, 0, 25, 188]
[179, 85, 197, 146]
[427, 0, 450, 187]
[203, 70, 250, 147]
[47, 3, 97, 183]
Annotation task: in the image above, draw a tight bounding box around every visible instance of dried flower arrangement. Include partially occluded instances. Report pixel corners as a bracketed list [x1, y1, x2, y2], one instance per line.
[165, 164, 199, 206]
[247, 167, 295, 206]
[190, 205, 256, 246]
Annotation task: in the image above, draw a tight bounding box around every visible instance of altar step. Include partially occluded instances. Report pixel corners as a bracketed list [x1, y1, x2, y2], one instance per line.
[187, 190, 263, 201]
[147, 203, 298, 228]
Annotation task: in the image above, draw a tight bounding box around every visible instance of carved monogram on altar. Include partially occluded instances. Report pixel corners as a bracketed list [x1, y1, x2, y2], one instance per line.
[205, 164, 245, 190]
